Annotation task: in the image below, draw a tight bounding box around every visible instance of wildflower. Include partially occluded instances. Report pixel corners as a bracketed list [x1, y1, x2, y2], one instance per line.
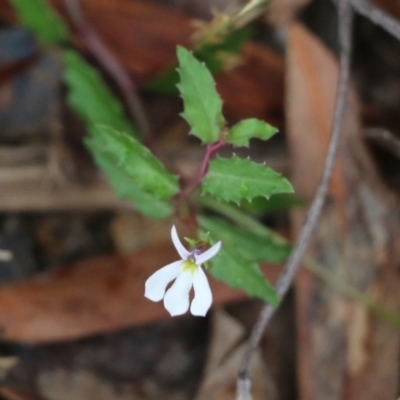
[145, 225, 222, 317]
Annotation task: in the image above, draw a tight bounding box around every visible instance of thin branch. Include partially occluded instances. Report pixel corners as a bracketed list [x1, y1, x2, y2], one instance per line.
[63, 0, 152, 138]
[235, 1, 354, 398]
[365, 128, 400, 159]
[198, 196, 400, 330]
[350, 0, 400, 41]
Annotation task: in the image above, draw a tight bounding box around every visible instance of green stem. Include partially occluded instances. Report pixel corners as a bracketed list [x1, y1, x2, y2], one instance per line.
[197, 195, 287, 243]
[198, 195, 400, 330]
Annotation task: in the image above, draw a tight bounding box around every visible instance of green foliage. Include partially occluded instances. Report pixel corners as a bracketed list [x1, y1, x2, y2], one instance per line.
[199, 216, 279, 306]
[176, 46, 225, 144]
[227, 118, 278, 147]
[86, 125, 179, 200]
[200, 215, 290, 263]
[86, 136, 172, 219]
[63, 50, 137, 138]
[240, 193, 304, 214]
[202, 155, 294, 203]
[10, 0, 69, 45]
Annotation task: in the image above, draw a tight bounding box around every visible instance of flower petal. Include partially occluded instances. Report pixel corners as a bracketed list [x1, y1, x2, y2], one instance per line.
[164, 270, 193, 316]
[145, 260, 183, 302]
[190, 267, 212, 316]
[195, 241, 222, 265]
[171, 225, 190, 259]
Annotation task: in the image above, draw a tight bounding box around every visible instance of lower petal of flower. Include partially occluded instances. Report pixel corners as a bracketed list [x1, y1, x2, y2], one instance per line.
[164, 270, 193, 316]
[190, 267, 212, 317]
[145, 260, 183, 302]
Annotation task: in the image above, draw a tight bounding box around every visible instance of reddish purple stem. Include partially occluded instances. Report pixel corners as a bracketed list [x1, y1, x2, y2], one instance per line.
[181, 138, 226, 199]
[199, 139, 226, 180]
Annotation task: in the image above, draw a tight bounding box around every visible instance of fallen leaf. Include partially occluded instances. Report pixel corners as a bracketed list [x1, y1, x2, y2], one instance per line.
[0, 0, 284, 123]
[194, 309, 277, 400]
[286, 22, 400, 400]
[0, 242, 281, 343]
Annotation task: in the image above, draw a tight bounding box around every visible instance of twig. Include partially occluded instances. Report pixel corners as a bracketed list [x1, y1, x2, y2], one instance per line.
[235, 1, 354, 398]
[198, 196, 400, 330]
[350, 0, 400, 41]
[365, 127, 400, 159]
[63, 0, 152, 138]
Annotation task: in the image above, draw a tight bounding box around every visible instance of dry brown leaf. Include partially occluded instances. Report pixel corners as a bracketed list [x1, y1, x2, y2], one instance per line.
[0, 0, 284, 123]
[0, 357, 19, 381]
[216, 41, 284, 123]
[0, 242, 281, 343]
[286, 22, 400, 399]
[37, 369, 136, 400]
[265, 0, 312, 26]
[195, 309, 277, 400]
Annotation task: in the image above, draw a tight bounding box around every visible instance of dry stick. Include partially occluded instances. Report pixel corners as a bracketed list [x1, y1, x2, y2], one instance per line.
[235, 1, 354, 399]
[63, 0, 152, 138]
[350, 0, 400, 41]
[365, 128, 400, 159]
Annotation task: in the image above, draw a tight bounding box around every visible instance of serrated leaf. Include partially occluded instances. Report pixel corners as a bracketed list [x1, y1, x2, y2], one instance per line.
[202, 155, 294, 203]
[212, 248, 279, 306]
[87, 125, 179, 200]
[63, 49, 137, 138]
[86, 138, 172, 219]
[227, 118, 278, 147]
[176, 46, 225, 144]
[199, 215, 290, 264]
[240, 193, 304, 214]
[10, 0, 69, 45]
[199, 220, 279, 305]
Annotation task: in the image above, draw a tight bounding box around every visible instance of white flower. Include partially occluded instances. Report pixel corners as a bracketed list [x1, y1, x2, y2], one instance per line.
[145, 225, 221, 317]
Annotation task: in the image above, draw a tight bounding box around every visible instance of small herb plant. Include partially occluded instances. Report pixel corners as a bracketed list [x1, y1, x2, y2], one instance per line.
[9, 0, 294, 313]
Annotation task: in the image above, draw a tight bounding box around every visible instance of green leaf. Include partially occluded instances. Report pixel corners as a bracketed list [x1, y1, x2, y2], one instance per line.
[86, 137, 172, 219]
[227, 118, 278, 147]
[176, 46, 225, 144]
[202, 155, 294, 203]
[87, 125, 179, 200]
[240, 193, 304, 214]
[199, 215, 290, 264]
[199, 218, 279, 306]
[10, 0, 69, 45]
[63, 49, 137, 138]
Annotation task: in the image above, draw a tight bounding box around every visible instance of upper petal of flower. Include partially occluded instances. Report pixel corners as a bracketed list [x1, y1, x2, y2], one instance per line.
[144, 260, 183, 302]
[195, 241, 222, 265]
[163, 270, 193, 316]
[190, 267, 212, 316]
[171, 225, 190, 260]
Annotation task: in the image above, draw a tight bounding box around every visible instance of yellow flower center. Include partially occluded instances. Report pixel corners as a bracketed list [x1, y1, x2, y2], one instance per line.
[181, 259, 197, 275]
